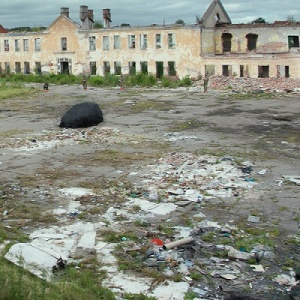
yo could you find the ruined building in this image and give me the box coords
[0,0,300,79]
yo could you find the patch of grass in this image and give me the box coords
[168,119,205,132]
[0,253,115,300]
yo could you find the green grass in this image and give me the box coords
[0,253,116,300]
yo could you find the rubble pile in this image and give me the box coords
[7,127,146,151]
[195,76,300,93]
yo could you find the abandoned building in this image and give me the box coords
[0,0,300,79]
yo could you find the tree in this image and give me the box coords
[251,17,267,24]
[286,15,296,23]
[175,19,185,25]
[93,20,103,29]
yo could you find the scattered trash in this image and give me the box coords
[163,236,195,250]
[257,169,268,175]
[225,246,253,261]
[282,175,300,185]
[250,264,265,273]
[220,273,237,280]
[247,215,260,223]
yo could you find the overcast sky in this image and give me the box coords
[1,0,300,29]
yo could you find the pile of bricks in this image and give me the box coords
[198,76,300,92]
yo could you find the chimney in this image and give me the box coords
[88,9,94,22]
[60,7,69,18]
[80,5,88,21]
[103,9,111,28]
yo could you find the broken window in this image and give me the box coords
[128,35,136,49]
[114,35,121,49]
[222,65,231,77]
[103,36,109,51]
[222,33,232,52]
[5,62,10,74]
[114,61,121,75]
[103,61,110,75]
[129,61,136,75]
[4,40,9,51]
[140,34,147,50]
[156,34,162,48]
[24,62,30,74]
[140,61,148,74]
[90,61,96,75]
[288,35,299,48]
[285,66,290,78]
[15,62,21,73]
[277,65,290,78]
[168,61,176,76]
[15,39,20,51]
[168,33,176,49]
[35,38,41,51]
[156,61,164,78]
[23,39,29,51]
[61,37,67,51]
[258,65,269,78]
[89,36,96,51]
[246,34,258,51]
[35,62,41,74]
[239,65,244,77]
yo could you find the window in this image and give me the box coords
[114,35,121,49]
[23,39,29,51]
[277,65,290,78]
[103,61,110,75]
[34,38,41,51]
[24,62,30,74]
[222,33,232,52]
[168,33,175,49]
[90,61,96,75]
[15,62,21,73]
[128,35,136,49]
[288,35,299,48]
[240,65,244,77]
[4,40,9,51]
[156,34,162,48]
[205,65,215,76]
[35,62,41,74]
[103,36,110,50]
[61,37,67,51]
[140,61,148,74]
[15,39,20,51]
[89,36,96,51]
[156,61,164,78]
[129,61,136,75]
[114,61,121,75]
[168,61,176,76]
[246,34,258,51]
[140,34,147,50]
[258,65,269,78]
[5,62,10,74]
[222,65,230,77]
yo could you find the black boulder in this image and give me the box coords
[59,102,103,128]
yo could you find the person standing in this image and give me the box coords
[203,74,209,92]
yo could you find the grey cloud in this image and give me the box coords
[1,0,300,28]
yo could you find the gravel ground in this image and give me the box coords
[1,83,299,299]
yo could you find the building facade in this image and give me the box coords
[0,0,300,79]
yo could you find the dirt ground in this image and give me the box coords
[1,83,300,299]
